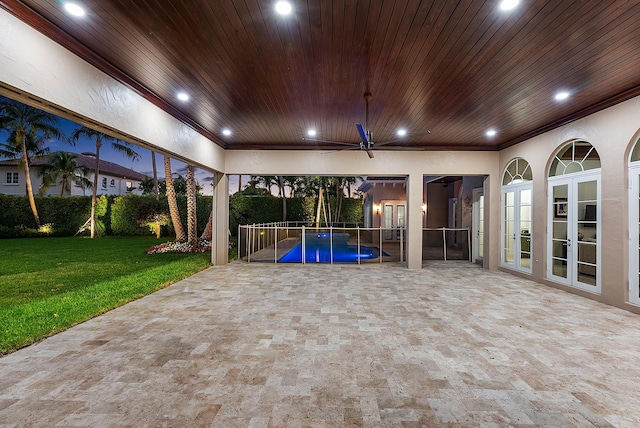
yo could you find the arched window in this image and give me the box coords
[502,158,533,185]
[547,140,601,293]
[549,140,600,177]
[501,158,533,273]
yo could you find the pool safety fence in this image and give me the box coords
[238,223,405,264]
[422,227,471,261]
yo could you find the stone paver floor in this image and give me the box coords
[1,262,640,427]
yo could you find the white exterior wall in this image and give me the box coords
[0,166,142,196]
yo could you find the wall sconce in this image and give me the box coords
[421,203,427,215]
[373,204,381,215]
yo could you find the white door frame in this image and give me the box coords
[472,189,484,263]
[501,183,533,274]
[547,171,601,293]
[629,164,640,305]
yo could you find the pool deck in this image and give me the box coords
[2,262,640,426]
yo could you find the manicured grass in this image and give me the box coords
[0,237,212,355]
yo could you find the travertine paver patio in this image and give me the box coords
[1,262,640,427]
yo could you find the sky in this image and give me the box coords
[0,102,246,196]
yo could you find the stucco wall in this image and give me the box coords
[0,9,224,173]
[499,96,640,313]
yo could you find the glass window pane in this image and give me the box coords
[578,242,596,265]
[578,181,597,202]
[552,221,567,240]
[631,140,640,162]
[506,192,515,206]
[552,240,567,259]
[578,267,597,286]
[552,258,568,278]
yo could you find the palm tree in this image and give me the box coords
[38,151,92,196]
[72,126,139,238]
[164,155,186,242]
[151,150,159,200]
[0,98,64,227]
[186,164,197,244]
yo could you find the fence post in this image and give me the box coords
[330,225,333,264]
[301,225,306,264]
[442,227,447,261]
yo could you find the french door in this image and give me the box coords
[382,201,405,241]
[472,189,484,263]
[501,185,532,273]
[548,173,600,293]
[629,165,640,305]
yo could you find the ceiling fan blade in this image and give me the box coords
[366,149,375,159]
[355,123,368,143]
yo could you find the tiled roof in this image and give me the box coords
[0,152,147,181]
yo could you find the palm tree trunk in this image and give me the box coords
[315,187,323,230]
[151,151,159,200]
[278,176,287,222]
[20,131,40,227]
[164,155,186,241]
[186,165,197,244]
[201,209,213,240]
[90,139,101,238]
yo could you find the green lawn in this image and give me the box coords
[0,236,212,355]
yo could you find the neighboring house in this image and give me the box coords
[0,152,146,196]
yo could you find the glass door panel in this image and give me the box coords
[519,188,532,270]
[397,205,405,241]
[384,204,393,240]
[575,180,598,288]
[502,191,515,267]
[629,167,640,305]
[551,184,569,281]
[473,191,485,263]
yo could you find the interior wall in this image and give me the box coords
[500,95,640,313]
[425,183,449,247]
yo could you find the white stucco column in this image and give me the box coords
[406,172,423,269]
[211,172,229,265]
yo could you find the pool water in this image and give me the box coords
[278,232,386,263]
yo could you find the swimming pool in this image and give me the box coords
[278,232,385,263]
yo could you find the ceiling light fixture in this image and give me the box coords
[486,129,497,137]
[275,1,293,15]
[397,129,407,137]
[63,2,86,17]
[177,92,190,102]
[499,0,520,11]
[555,91,570,101]
[222,129,232,136]
[307,129,317,137]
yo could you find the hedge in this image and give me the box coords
[0,194,363,238]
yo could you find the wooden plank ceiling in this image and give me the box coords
[2,0,640,152]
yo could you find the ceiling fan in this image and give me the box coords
[304,92,430,158]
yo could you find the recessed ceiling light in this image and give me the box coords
[64,2,86,17]
[499,0,520,11]
[486,129,497,137]
[222,129,232,136]
[397,129,407,137]
[177,92,190,102]
[555,91,570,101]
[307,129,317,137]
[275,1,293,15]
